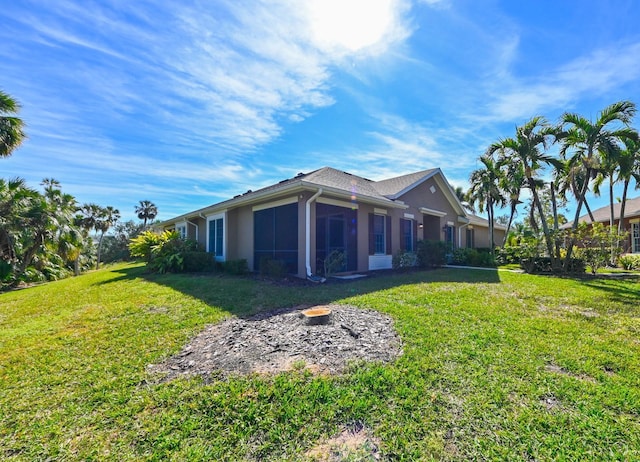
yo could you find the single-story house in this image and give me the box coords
[158,167,506,278]
[563,196,640,254]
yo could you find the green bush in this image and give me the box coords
[618,254,640,270]
[416,240,447,268]
[323,250,346,276]
[222,259,249,275]
[259,257,288,279]
[393,251,418,269]
[182,251,216,272]
[520,257,585,274]
[452,248,496,267]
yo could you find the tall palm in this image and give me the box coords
[555,160,596,223]
[135,200,158,229]
[0,178,36,262]
[617,136,640,239]
[96,206,120,269]
[453,186,473,212]
[0,90,26,158]
[486,116,560,265]
[468,155,504,252]
[497,158,525,246]
[560,101,637,258]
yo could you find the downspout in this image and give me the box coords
[186,220,198,242]
[305,188,323,277]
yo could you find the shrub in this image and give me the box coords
[393,251,418,269]
[451,248,496,267]
[323,250,346,277]
[520,257,585,274]
[618,254,640,270]
[416,240,447,268]
[259,257,288,279]
[222,259,249,275]
[182,251,216,272]
[129,230,164,262]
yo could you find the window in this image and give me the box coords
[466,228,475,248]
[373,215,386,254]
[208,215,224,259]
[176,224,187,240]
[369,213,390,255]
[400,218,414,252]
[254,203,298,273]
[632,222,640,253]
[444,225,455,251]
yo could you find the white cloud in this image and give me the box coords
[485,42,640,121]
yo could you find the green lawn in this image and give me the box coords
[1,263,638,460]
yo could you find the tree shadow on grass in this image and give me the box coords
[98,264,501,319]
[579,277,640,309]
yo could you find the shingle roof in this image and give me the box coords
[564,196,640,226]
[159,166,460,225]
[468,214,507,230]
[372,169,438,197]
[302,167,390,202]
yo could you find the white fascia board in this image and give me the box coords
[419,207,447,217]
[302,181,407,209]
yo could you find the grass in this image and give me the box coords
[1,262,639,460]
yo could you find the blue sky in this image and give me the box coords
[3,0,640,222]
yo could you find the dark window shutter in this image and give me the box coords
[413,220,418,250]
[368,213,374,255]
[399,219,406,251]
[386,215,391,255]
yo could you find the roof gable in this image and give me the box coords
[372,168,438,198]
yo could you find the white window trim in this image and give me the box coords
[631,222,640,254]
[175,221,187,240]
[206,212,226,261]
[373,214,386,255]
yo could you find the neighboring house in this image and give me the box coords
[158,167,506,278]
[562,196,640,254]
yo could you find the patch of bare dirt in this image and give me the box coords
[147,304,403,381]
[304,421,382,461]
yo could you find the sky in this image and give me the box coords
[3,0,640,223]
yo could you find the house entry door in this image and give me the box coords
[315,204,357,274]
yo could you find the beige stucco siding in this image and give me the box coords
[397,177,460,245]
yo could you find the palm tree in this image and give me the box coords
[96,206,120,269]
[467,155,504,252]
[555,160,596,223]
[0,178,36,263]
[497,158,525,246]
[617,135,640,239]
[560,101,637,265]
[486,116,560,265]
[135,200,158,229]
[0,90,26,158]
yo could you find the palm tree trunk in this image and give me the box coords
[550,182,562,260]
[96,232,104,270]
[564,164,593,269]
[583,199,596,223]
[530,178,557,267]
[609,176,617,265]
[619,179,630,252]
[502,201,517,246]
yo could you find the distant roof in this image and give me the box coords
[468,214,507,230]
[563,196,640,227]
